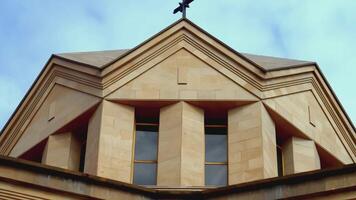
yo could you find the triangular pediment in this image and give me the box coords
[9,84,100,157]
[100,19,266,98]
[263,91,353,164]
[107,48,258,101]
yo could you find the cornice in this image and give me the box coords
[0,155,355,199]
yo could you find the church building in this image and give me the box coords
[0,18,355,199]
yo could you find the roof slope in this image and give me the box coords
[57,49,128,68]
[56,49,314,71]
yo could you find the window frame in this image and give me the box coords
[132,121,159,185]
[204,123,228,186]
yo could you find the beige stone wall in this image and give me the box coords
[157,102,204,186]
[283,137,321,175]
[157,102,182,186]
[108,49,258,101]
[180,102,205,186]
[85,100,135,183]
[263,91,352,164]
[42,132,81,170]
[228,102,278,184]
[10,85,100,158]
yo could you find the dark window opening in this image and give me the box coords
[79,141,86,172]
[277,145,284,176]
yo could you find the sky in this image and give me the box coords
[0,0,355,131]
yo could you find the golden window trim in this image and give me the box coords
[134,160,157,164]
[136,122,159,126]
[205,161,227,165]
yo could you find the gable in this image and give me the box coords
[0,18,354,166]
[263,91,352,164]
[10,84,100,157]
[107,49,258,101]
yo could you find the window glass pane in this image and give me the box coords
[205,165,227,186]
[134,128,158,161]
[133,163,157,185]
[205,132,227,162]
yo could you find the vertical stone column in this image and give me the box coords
[84,100,135,183]
[282,137,320,175]
[42,132,81,170]
[228,102,278,184]
[157,102,204,186]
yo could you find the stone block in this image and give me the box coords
[282,137,321,175]
[84,100,135,183]
[42,132,81,171]
[228,102,278,184]
[157,102,204,186]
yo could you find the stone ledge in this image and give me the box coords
[0,155,355,199]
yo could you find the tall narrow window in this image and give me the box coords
[133,108,159,185]
[205,116,228,186]
[277,145,284,176]
[79,141,86,172]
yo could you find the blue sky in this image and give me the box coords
[0,0,355,130]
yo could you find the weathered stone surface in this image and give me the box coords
[85,100,135,183]
[283,137,321,175]
[228,102,278,184]
[157,102,204,186]
[42,132,81,170]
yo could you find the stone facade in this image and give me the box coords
[0,19,355,199]
[228,102,278,184]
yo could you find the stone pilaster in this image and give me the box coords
[282,137,321,175]
[157,102,205,186]
[42,132,81,170]
[228,102,278,184]
[84,100,135,183]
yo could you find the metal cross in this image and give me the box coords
[173,0,194,18]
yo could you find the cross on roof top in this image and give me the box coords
[173,0,194,18]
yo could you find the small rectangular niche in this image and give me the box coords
[308,106,316,127]
[177,66,188,85]
[48,101,56,121]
